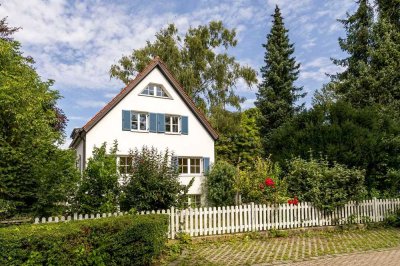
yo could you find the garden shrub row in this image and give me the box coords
[0,214,169,265]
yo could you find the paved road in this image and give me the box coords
[275,248,400,266]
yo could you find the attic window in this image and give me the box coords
[140,83,169,98]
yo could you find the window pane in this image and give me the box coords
[190,158,200,174]
[156,87,163,96]
[142,87,150,95]
[172,116,179,132]
[165,116,171,132]
[179,158,188,174]
[131,113,138,130]
[139,114,147,130]
[149,86,154,95]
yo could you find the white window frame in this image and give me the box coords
[165,114,180,134]
[178,157,202,175]
[140,83,170,99]
[131,111,149,132]
[118,156,132,175]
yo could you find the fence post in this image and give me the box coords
[170,206,175,239]
[251,202,255,232]
[373,197,378,222]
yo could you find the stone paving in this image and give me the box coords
[275,248,400,266]
[173,228,400,265]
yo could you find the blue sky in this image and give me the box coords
[0,0,356,147]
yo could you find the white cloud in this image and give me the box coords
[241,98,256,110]
[76,100,106,108]
[300,57,344,82]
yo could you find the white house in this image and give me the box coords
[70,57,218,206]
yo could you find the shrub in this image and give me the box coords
[286,156,367,211]
[206,161,237,206]
[73,142,120,213]
[384,209,400,227]
[0,214,168,265]
[120,147,192,211]
[242,157,288,204]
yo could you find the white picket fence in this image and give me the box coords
[35,198,400,239]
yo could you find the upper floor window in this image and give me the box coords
[165,115,180,133]
[131,112,148,131]
[140,83,169,98]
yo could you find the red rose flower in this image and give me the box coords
[265,177,275,187]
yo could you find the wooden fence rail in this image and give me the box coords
[35,198,400,239]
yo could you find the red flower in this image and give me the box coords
[288,196,299,205]
[265,177,275,187]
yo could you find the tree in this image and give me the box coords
[0,16,20,41]
[268,101,400,196]
[255,5,305,154]
[215,108,263,169]
[110,21,257,116]
[120,147,192,211]
[74,142,120,213]
[376,0,400,30]
[0,21,79,217]
[327,0,374,107]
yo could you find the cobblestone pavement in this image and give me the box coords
[174,228,400,265]
[274,248,400,266]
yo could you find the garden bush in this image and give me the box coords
[287,156,367,211]
[0,214,168,265]
[206,160,237,206]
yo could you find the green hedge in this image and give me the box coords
[0,214,168,265]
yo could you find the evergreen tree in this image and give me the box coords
[328,0,374,107]
[368,1,400,108]
[255,5,304,154]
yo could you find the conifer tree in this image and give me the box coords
[255,5,304,152]
[328,0,374,107]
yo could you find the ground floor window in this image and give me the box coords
[187,194,202,208]
[118,156,132,175]
[178,157,201,174]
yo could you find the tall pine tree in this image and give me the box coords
[255,5,304,154]
[328,0,374,107]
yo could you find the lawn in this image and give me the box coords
[165,227,400,265]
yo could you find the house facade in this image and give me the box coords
[70,57,218,206]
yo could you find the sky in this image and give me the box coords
[0,0,357,147]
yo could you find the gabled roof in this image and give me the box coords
[70,57,218,147]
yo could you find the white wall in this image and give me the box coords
[83,67,215,194]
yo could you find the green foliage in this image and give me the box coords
[216,108,263,169]
[255,5,305,151]
[0,32,79,218]
[206,161,237,206]
[286,156,367,211]
[0,214,169,266]
[269,101,400,196]
[110,21,257,114]
[120,147,192,211]
[384,209,400,227]
[242,157,288,204]
[74,142,120,213]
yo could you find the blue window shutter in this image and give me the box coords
[149,113,157,132]
[203,157,210,174]
[181,116,188,135]
[157,113,165,133]
[122,110,131,131]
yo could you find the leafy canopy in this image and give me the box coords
[110,21,257,116]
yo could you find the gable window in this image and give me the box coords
[140,83,169,98]
[178,157,201,174]
[165,115,180,133]
[118,156,132,175]
[131,112,148,131]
